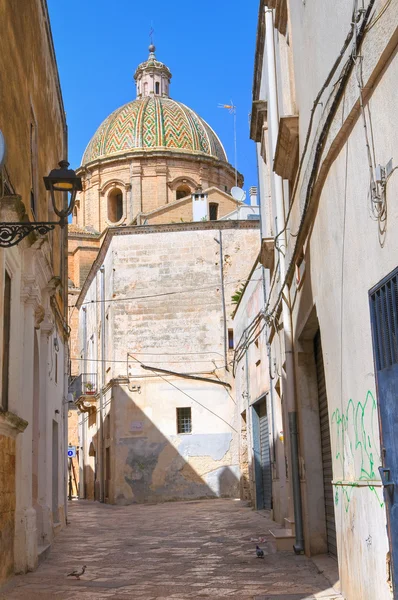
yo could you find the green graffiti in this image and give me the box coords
[331,391,383,511]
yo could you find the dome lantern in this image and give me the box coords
[134,45,172,99]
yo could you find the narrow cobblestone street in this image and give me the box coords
[0,500,341,600]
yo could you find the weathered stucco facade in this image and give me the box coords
[0,0,69,586]
[73,222,259,503]
[247,1,398,598]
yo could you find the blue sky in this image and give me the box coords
[47,0,259,196]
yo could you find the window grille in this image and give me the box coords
[369,267,398,371]
[177,407,192,434]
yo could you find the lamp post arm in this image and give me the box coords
[0,221,60,248]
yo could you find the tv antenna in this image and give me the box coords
[218,101,238,187]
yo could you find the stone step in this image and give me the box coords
[53,521,62,536]
[37,543,51,565]
[284,517,296,535]
[269,528,295,552]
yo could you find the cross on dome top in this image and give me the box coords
[134,45,172,99]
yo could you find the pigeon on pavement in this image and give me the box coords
[67,565,87,579]
[256,545,264,558]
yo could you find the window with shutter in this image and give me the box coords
[369,268,398,371]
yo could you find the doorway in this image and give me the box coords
[314,330,337,557]
[369,267,398,595]
[52,420,59,523]
[252,398,272,510]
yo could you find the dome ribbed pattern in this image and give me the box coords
[82,97,227,165]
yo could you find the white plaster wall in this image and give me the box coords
[298,70,398,594]
[253,2,398,597]
[269,3,397,597]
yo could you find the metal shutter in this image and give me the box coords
[259,401,272,510]
[370,270,398,371]
[314,330,337,558]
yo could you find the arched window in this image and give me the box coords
[176,185,191,200]
[209,202,219,221]
[73,206,78,222]
[155,82,160,95]
[108,188,123,223]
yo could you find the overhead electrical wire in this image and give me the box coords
[264,1,374,322]
[69,277,263,309]
[128,354,238,432]
[233,0,377,369]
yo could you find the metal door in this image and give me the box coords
[259,401,272,509]
[314,330,337,558]
[252,405,264,509]
[369,267,398,596]
[252,399,272,510]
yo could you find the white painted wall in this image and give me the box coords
[253,2,398,597]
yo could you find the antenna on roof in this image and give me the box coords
[218,101,238,187]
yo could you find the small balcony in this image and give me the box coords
[68,373,98,401]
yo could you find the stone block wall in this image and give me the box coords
[75,154,239,234]
[78,222,260,504]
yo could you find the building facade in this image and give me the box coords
[72,221,259,503]
[68,47,260,504]
[244,1,398,598]
[0,0,69,585]
[68,45,246,379]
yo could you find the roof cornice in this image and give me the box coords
[77,148,235,176]
[40,0,66,128]
[252,0,266,102]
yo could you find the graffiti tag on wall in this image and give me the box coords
[331,391,383,511]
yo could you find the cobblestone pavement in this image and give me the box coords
[0,499,341,600]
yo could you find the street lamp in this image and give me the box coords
[0,160,82,248]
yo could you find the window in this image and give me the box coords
[155,81,160,94]
[177,407,192,434]
[2,271,11,411]
[209,202,219,221]
[228,329,234,349]
[176,185,190,200]
[369,267,398,370]
[108,188,123,223]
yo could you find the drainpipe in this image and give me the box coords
[63,342,69,523]
[216,231,229,371]
[265,8,304,554]
[78,411,85,499]
[261,267,277,466]
[244,332,254,504]
[255,118,277,470]
[99,265,106,503]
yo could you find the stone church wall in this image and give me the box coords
[79,222,260,503]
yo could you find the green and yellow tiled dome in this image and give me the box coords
[82,96,227,165]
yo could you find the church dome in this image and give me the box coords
[82,97,228,165]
